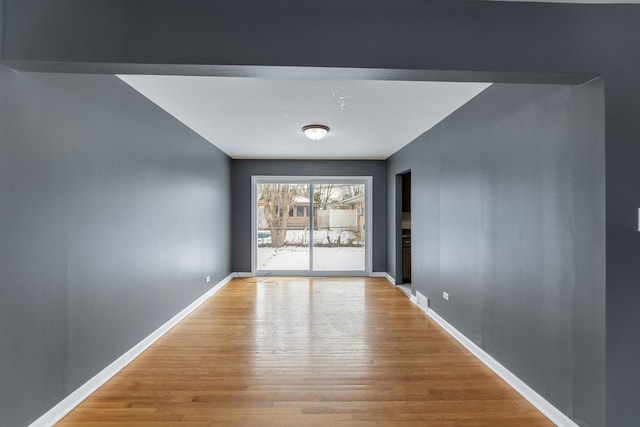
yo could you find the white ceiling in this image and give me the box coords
[118,75,490,160]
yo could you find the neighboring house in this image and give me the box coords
[257,195,310,230]
[257,193,365,244]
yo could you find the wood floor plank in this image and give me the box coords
[56,277,553,426]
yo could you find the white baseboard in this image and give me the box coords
[235,272,252,278]
[411,300,577,427]
[32,273,573,427]
[370,272,396,285]
[29,273,235,427]
[415,291,428,308]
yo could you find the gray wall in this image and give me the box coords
[387,82,605,426]
[231,160,386,273]
[0,66,232,426]
[4,1,640,425]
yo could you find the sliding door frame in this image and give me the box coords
[251,176,372,276]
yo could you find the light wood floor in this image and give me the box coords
[57,277,553,426]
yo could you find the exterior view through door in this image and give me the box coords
[253,177,371,275]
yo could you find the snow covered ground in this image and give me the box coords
[257,229,363,246]
[257,246,365,271]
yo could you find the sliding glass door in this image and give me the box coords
[253,177,371,275]
[312,183,366,271]
[256,182,311,271]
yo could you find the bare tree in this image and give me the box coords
[258,184,305,248]
[313,184,334,209]
[337,184,364,201]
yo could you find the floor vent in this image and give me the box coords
[416,291,429,309]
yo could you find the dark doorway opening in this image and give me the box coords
[396,171,412,294]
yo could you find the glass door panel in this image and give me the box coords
[256,183,310,271]
[312,183,366,271]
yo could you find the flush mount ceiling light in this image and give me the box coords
[302,124,330,141]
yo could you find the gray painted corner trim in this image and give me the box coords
[28,274,236,427]
[410,299,579,427]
